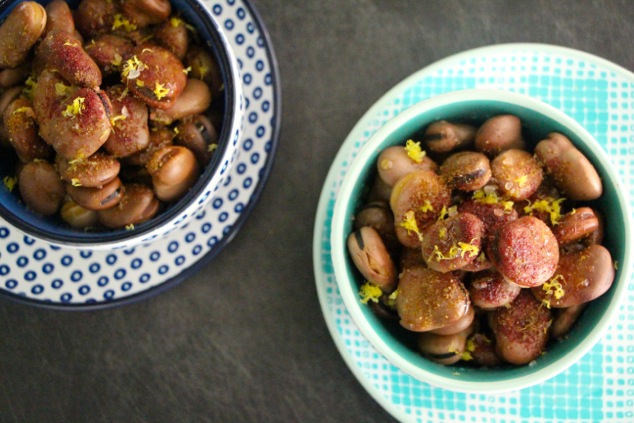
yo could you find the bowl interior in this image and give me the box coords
[0,0,239,247]
[332,90,632,391]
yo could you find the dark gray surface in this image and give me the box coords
[1,1,633,422]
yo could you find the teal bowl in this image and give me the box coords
[330,89,633,393]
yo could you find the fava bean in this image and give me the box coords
[353,201,398,253]
[468,269,521,310]
[0,62,30,89]
[174,114,218,166]
[60,199,99,228]
[551,304,586,340]
[74,0,118,38]
[475,114,526,156]
[422,120,476,154]
[67,176,124,210]
[44,0,76,36]
[0,1,47,68]
[552,207,600,246]
[18,160,65,215]
[84,34,134,76]
[439,151,491,191]
[145,145,199,202]
[56,151,120,188]
[121,0,171,27]
[418,327,472,365]
[154,16,190,60]
[103,84,150,157]
[464,332,503,367]
[347,226,397,292]
[150,79,212,125]
[490,149,543,200]
[429,306,475,336]
[376,145,438,187]
[3,97,53,163]
[97,183,159,228]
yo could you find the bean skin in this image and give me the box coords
[550,304,586,340]
[66,176,124,211]
[123,126,174,167]
[154,16,190,60]
[18,160,65,216]
[97,183,160,228]
[84,34,134,76]
[429,306,475,336]
[552,207,600,246]
[467,269,521,310]
[74,0,118,38]
[353,200,398,253]
[347,226,397,292]
[145,145,199,202]
[44,0,76,36]
[3,97,53,163]
[475,115,526,157]
[418,327,473,365]
[103,85,150,157]
[149,79,212,125]
[490,149,543,201]
[440,151,491,192]
[174,114,219,167]
[56,151,120,188]
[0,1,47,68]
[376,145,438,187]
[422,120,476,154]
[121,0,172,27]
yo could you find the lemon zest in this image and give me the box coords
[122,55,145,80]
[183,66,192,75]
[170,16,183,27]
[55,82,72,97]
[63,41,78,47]
[71,178,82,187]
[404,139,426,163]
[110,114,127,127]
[515,174,528,187]
[198,64,209,80]
[473,187,515,213]
[541,274,566,308]
[136,79,145,87]
[153,82,170,100]
[614,260,619,270]
[3,176,17,191]
[419,199,433,213]
[23,75,37,99]
[400,210,422,240]
[125,223,135,231]
[438,227,447,239]
[359,282,382,304]
[207,143,218,152]
[111,53,123,67]
[429,239,479,262]
[12,107,35,118]
[62,97,86,118]
[524,197,566,225]
[112,14,137,32]
[117,86,129,101]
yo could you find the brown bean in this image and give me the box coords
[0,86,23,146]
[475,115,526,156]
[17,160,65,215]
[0,62,30,89]
[488,216,559,288]
[103,84,150,157]
[430,306,475,336]
[185,44,223,101]
[550,304,586,340]
[75,0,119,38]
[149,79,212,125]
[123,45,187,109]
[395,265,470,332]
[464,332,503,367]
[3,97,53,163]
[376,145,438,187]
[60,199,99,229]
[145,145,199,202]
[421,212,485,273]
[0,2,47,68]
[353,200,398,253]
[123,126,174,167]
[367,175,392,203]
[535,132,602,201]
[490,149,543,200]
[84,34,134,76]
[36,30,103,89]
[121,0,172,27]
[468,269,521,309]
[552,207,600,246]
[154,16,189,60]
[97,183,160,228]
[531,244,614,308]
[422,120,476,154]
[491,290,552,365]
[390,169,452,248]
[347,226,397,293]
[174,115,219,167]
[56,151,120,188]
[440,151,491,191]
[44,0,76,36]
[418,327,472,365]
[67,176,125,211]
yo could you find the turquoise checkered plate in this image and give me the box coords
[313,44,634,423]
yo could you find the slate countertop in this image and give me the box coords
[1,1,633,422]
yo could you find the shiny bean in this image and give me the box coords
[430,306,475,336]
[421,212,485,273]
[475,114,526,156]
[552,207,600,246]
[464,332,503,367]
[0,62,30,89]
[396,265,470,332]
[488,216,559,288]
[84,34,134,76]
[36,30,103,89]
[149,79,212,125]
[121,0,172,27]
[390,169,452,248]
[174,114,218,166]
[185,44,223,100]
[154,16,190,60]
[145,145,199,202]
[440,151,491,191]
[422,120,476,154]
[467,269,521,310]
[123,126,174,166]
[123,45,187,109]
[367,175,392,203]
[490,149,543,201]
[376,145,438,187]
[353,200,398,252]
[60,198,99,229]
[18,160,65,216]
[97,183,160,228]
[74,0,118,38]
[535,132,602,201]
[103,84,150,157]
[550,304,586,340]
[531,244,614,308]
[67,176,124,211]
[347,226,397,293]
[44,0,76,36]
[56,151,120,188]
[490,290,552,365]
[0,87,24,144]
[3,97,53,163]
[0,1,47,68]
[418,327,472,365]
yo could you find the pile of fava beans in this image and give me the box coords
[348,115,616,367]
[0,0,224,229]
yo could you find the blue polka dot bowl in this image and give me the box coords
[330,89,633,393]
[0,0,243,250]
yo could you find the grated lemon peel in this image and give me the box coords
[404,139,426,163]
[62,97,86,118]
[359,282,382,304]
[524,197,566,225]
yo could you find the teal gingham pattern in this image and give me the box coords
[314,44,634,423]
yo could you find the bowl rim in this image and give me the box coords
[0,0,243,250]
[330,88,634,393]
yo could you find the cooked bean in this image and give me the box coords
[74,0,118,38]
[67,176,124,211]
[0,87,24,146]
[367,175,392,203]
[36,30,103,89]
[396,265,470,332]
[531,244,614,308]
[56,151,120,188]
[422,120,476,154]
[18,160,65,215]
[465,332,503,367]
[103,84,150,157]
[347,226,397,292]
[468,269,521,309]
[440,151,491,191]
[583,209,604,246]
[418,327,472,365]
[491,290,552,365]
[551,304,586,340]
[123,126,174,166]
[84,34,134,76]
[353,200,398,252]
[475,114,526,156]
[0,1,47,68]
[488,216,559,288]
[154,16,189,60]
[0,62,30,89]
[390,169,452,248]
[535,132,602,201]
[185,44,223,100]
[552,207,600,246]
[97,183,160,228]
[149,79,212,125]
[3,97,53,163]
[430,306,475,336]
[121,0,171,27]
[145,145,199,202]
[376,145,438,187]
[60,199,99,229]
[421,212,485,273]
[490,149,543,200]
[44,0,76,36]
[123,45,187,109]
[174,114,219,166]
